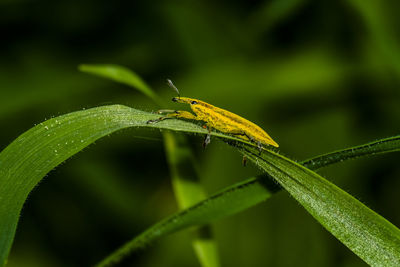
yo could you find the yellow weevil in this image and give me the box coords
[147,80,279,151]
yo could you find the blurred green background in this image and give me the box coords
[1,0,400,266]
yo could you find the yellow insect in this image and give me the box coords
[147,80,279,150]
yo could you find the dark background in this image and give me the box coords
[1,0,400,266]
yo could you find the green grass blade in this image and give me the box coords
[241,145,400,266]
[0,105,148,266]
[95,176,280,267]
[302,135,400,169]
[80,64,221,267]
[163,132,207,207]
[0,105,237,267]
[78,64,164,106]
[97,134,400,266]
[163,132,220,267]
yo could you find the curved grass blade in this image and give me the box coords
[96,134,400,266]
[95,176,280,267]
[79,64,164,106]
[0,105,240,267]
[80,64,221,267]
[302,135,400,169]
[0,105,150,266]
[241,145,400,266]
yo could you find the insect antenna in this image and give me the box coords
[167,79,180,98]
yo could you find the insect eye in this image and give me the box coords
[191,101,198,105]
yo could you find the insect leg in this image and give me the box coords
[157,109,177,114]
[146,110,197,124]
[257,141,263,154]
[202,125,212,149]
[230,131,254,142]
[230,131,263,153]
[242,156,247,167]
